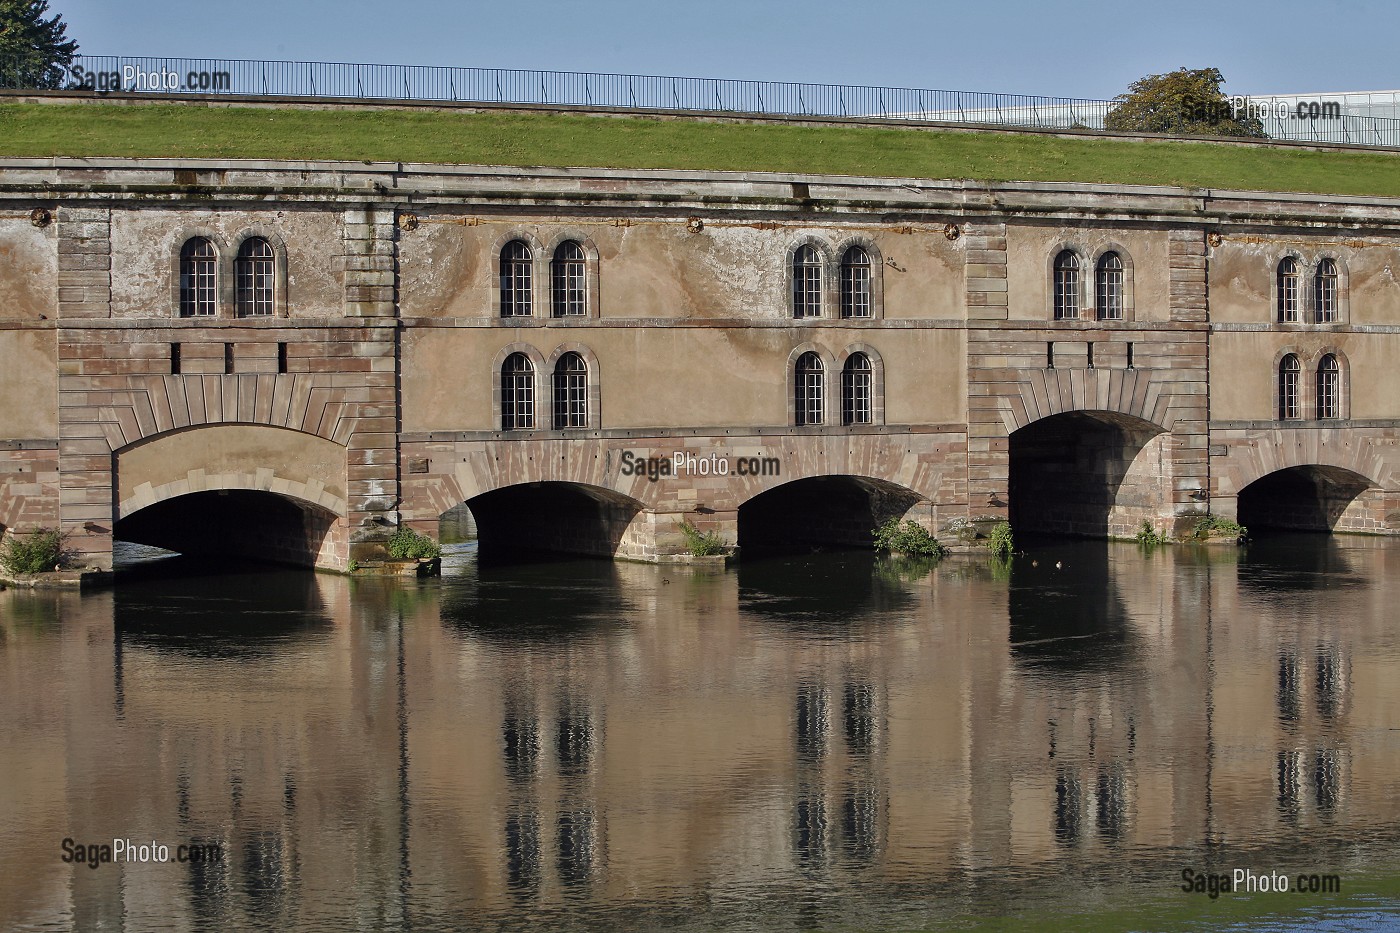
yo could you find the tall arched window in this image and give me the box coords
[234,237,275,317]
[179,237,217,317]
[1053,250,1079,320]
[1314,259,1338,323]
[840,246,871,319]
[793,245,823,319]
[841,353,872,425]
[1095,252,1124,321]
[552,352,588,429]
[1277,257,1300,323]
[500,241,533,317]
[1316,354,1340,419]
[1278,354,1300,420]
[795,352,824,425]
[501,353,535,430]
[551,241,586,317]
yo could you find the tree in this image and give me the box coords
[1104,68,1266,139]
[0,0,79,89]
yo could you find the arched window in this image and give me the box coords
[1278,354,1300,420]
[179,237,217,317]
[792,245,822,319]
[234,237,275,317]
[841,353,872,425]
[1053,250,1079,321]
[1314,259,1338,324]
[500,241,533,317]
[551,241,586,317]
[840,246,871,319]
[1095,252,1124,321]
[552,352,588,429]
[1277,257,1300,323]
[794,352,824,425]
[1316,354,1340,419]
[501,353,535,430]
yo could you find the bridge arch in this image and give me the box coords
[1237,465,1377,534]
[736,473,928,554]
[113,424,348,568]
[456,481,648,562]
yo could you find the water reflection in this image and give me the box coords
[3,537,1400,931]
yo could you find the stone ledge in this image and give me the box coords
[0,567,113,589]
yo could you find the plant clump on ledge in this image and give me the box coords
[984,521,1014,560]
[676,520,728,557]
[0,527,70,575]
[1135,520,1168,547]
[385,526,442,561]
[873,518,946,559]
[1194,515,1248,543]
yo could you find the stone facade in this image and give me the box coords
[4,156,1400,568]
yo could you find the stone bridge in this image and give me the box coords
[4,155,1400,570]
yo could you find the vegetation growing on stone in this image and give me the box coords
[0,527,68,574]
[985,521,1015,560]
[1135,520,1169,547]
[1194,515,1247,540]
[385,526,442,561]
[873,518,945,559]
[676,520,727,557]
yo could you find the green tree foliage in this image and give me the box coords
[0,1,78,89]
[1104,68,1266,139]
[872,518,945,559]
[0,527,68,574]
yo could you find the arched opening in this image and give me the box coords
[1237,465,1374,534]
[462,482,643,563]
[115,490,341,569]
[1008,411,1168,539]
[737,475,923,556]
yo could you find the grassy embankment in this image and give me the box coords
[0,101,1398,196]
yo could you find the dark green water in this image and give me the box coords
[3,537,1399,932]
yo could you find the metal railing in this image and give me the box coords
[3,54,1400,147]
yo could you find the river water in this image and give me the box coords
[3,536,1399,932]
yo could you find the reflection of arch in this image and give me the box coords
[1237,465,1375,533]
[1009,410,1169,537]
[737,474,926,553]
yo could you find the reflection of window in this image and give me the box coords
[1278,354,1300,420]
[1277,651,1301,723]
[1054,770,1082,846]
[1315,647,1343,719]
[501,353,535,431]
[557,809,597,887]
[552,352,588,429]
[842,783,880,863]
[795,352,824,426]
[1312,749,1341,813]
[180,237,217,317]
[840,246,871,318]
[1277,749,1302,820]
[500,240,533,317]
[795,685,828,761]
[843,682,875,754]
[502,710,540,782]
[556,707,594,776]
[1277,257,1300,323]
[551,240,586,317]
[1095,251,1123,320]
[794,795,829,866]
[234,237,275,316]
[1095,768,1126,842]
[505,809,541,893]
[1316,354,1339,419]
[1053,250,1079,320]
[841,353,872,426]
[793,245,822,318]
[1314,259,1337,323]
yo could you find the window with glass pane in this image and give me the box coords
[552,241,586,317]
[180,237,217,317]
[840,247,871,318]
[1278,354,1300,420]
[1095,252,1123,320]
[793,245,822,318]
[500,241,533,317]
[1277,257,1300,323]
[235,237,275,316]
[842,353,873,424]
[1053,250,1079,320]
[1316,354,1339,419]
[795,352,824,425]
[501,353,535,430]
[1314,259,1337,323]
[552,352,588,429]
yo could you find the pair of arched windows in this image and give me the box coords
[792,244,875,319]
[178,236,277,318]
[1277,257,1339,323]
[1053,249,1126,321]
[500,240,589,317]
[1278,353,1342,420]
[501,351,590,430]
[794,351,875,426]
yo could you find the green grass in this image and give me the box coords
[2,101,1400,196]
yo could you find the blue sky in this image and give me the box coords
[53,0,1398,100]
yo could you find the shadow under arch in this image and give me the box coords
[1009,410,1168,540]
[1007,541,1137,675]
[1237,464,1375,535]
[737,474,925,557]
[461,481,644,564]
[115,490,341,569]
